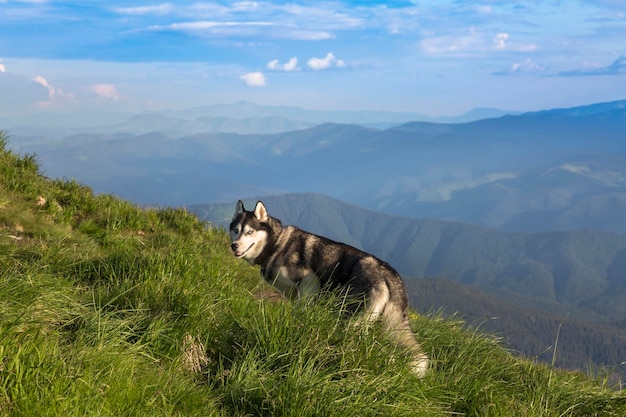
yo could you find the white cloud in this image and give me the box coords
[494,33,508,50]
[241,71,266,86]
[267,59,280,70]
[267,57,300,71]
[283,57,299,71]
[0,61,5,73]
[307,52,346,70]
[33,75,49,88]
[89,84,119,100]
[308,53,334,70]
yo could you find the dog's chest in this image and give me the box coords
[263,266,320,299]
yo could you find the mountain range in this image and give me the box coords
[8,99,626,235]
[2,100,517,136]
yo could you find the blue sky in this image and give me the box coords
[1,0,625,118]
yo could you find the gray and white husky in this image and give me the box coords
[229,200,429,377]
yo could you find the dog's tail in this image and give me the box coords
[365,278,430,378]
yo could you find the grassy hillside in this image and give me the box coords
[1,131,625,416]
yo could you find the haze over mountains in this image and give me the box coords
[8,99,626,235]
[2,100,517,137]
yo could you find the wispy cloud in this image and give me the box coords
[557,56,626,76]
[113,3,174,16]
[146,20,333,41]
[115,2,350,41]
[422,28,537,55]
[33,75,75,107]
[148,21,272,37]
[493,58,546,76]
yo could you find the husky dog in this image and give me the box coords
[229,200,429,377]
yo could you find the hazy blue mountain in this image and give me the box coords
[6,99,626,234]
[190,193,626,326]
[161,100,435,125]
[106,114,315,136]
[406,278,626,379]
[4,113,316,138]
[4,100,521,138]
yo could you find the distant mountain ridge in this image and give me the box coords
[161,100,520,125]
[3,100,520,138]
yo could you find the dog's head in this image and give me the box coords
[229,200,271,264]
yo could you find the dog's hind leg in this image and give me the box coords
[359,281,390,324]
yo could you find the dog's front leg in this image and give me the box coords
[296,272,321,299]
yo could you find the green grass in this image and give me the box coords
[1,130,625,416]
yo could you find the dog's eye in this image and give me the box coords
[246,230,254,235]
[233,228,239,234]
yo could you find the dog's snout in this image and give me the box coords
[231,242,239,251]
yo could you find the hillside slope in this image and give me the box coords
[1,131,625,416]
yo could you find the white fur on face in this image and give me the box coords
[230,223,267,263]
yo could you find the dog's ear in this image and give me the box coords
[233,200,245,220]
[253,201,269,223]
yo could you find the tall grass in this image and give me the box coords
[1,130,625,416]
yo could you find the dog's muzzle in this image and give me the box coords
[231,242,253,257]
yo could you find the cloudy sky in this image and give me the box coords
[1,0,625,118]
